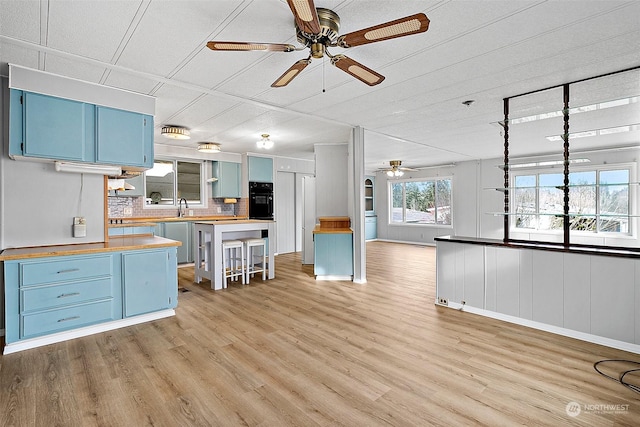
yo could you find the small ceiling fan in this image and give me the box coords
[206,0,430,87]
[381,160,417,177]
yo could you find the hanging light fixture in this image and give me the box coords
[161,125,190,140]
[256,133,274,149]
[197,142,221,153]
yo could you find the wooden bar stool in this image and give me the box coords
[241,238,267,283]
[222,239,245,287]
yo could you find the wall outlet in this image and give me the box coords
[123,207,133,216]
[217,207,222,213]
[73,217,86,238]
[189,210,194,216]
[438,297,448,306]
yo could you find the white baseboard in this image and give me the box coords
[435,300,640,355]
[3,309,175,355]
[375,238,436,247]
[315,275,353,281]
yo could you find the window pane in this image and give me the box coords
[599,169,629,232]
[537,173,564,230]
[177,161,202,205]
[514,175,537,229]
[436,180,451,225]
[146,160,175,205]
[405,181,434,224]
[391,183,403,223]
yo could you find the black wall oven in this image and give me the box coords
[249,182,274,220]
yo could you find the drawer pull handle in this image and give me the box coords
[57,316,80,323]
[57,268,80,274]
[57,292,80,298]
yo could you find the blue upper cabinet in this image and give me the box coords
[11,91,94,162]
[9,89,153,170]
[212,161,241,198]
[96,106,152,168]
[248,156,273,183]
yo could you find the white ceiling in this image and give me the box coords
[1,0,639,173]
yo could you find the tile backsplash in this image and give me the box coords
[108,196,247,219]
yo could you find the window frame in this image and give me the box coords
[143,158,206,209]
[388,176,453,227]
[511,162,635,236]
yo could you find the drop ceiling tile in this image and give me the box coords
[42,55,106,84]
[46,0,142,62]
[103,70,161,96]
[0,0,41,43]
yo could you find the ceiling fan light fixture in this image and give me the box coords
[256,134,274,149]
[161,125,190,140]
[197,142,221,153]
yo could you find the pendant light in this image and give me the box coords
[256,133,274,149]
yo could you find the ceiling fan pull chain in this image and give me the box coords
[322,56,326,93]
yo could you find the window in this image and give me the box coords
[390,178,452,225]
[513,167,630,234]
[145,160,203,206]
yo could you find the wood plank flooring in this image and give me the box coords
[1,241,639,426]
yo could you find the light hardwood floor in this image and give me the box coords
[1,241,639,426]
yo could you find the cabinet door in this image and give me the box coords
[22,92,92,161]
[96,106,150,167]
[365,216,377,240]
[248,156,274,183]
[314,233,353,276]
[212,161,241,198]
[122,250,173,317]
[163,222,190,264]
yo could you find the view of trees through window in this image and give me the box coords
[390,179,452,225]
[513,168,629,233]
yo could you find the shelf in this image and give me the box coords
[485,182,634,192]
[487,212,633,218]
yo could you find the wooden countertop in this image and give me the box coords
[108,216,248,223]
[313,225,353,234]
[195,219,274,225]
[108,222,157,228]
[0,236,181,261]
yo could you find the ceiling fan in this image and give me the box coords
[206,0,430,87]
[381,160,417,177]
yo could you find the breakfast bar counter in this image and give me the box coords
[194,220,276,290]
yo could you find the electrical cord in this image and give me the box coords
[593,359,640,394]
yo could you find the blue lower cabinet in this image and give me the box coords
[314,233,353,277]
[365,216,377,240]
[122,248,178,317]
[3,246,178,345]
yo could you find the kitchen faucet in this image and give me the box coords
[178,198,189,217]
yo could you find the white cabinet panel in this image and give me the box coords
[519,249,533,320]
[435,241,456,302]
[454,247,465,303]
[591,256,634,343]
[496,247,520,317]
[636,261,640,345]
[485,247,497,311]
[532,251,564,327]
[463,245,484,308]
[563,253,591,334]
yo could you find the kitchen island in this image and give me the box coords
[194,220,275,290]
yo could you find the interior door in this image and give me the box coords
[276,171,295,254]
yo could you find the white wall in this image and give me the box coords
[0,78,105,249]
[315,144,348,217]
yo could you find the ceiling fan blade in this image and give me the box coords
[271,59,311,88]
[286,0,321,35]
[337,13,430,48]
[331,55,385,86]
[206,41,296,52]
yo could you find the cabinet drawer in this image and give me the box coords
[21,255,112,287]
[21,278,113,312]
[21,300,114,338]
